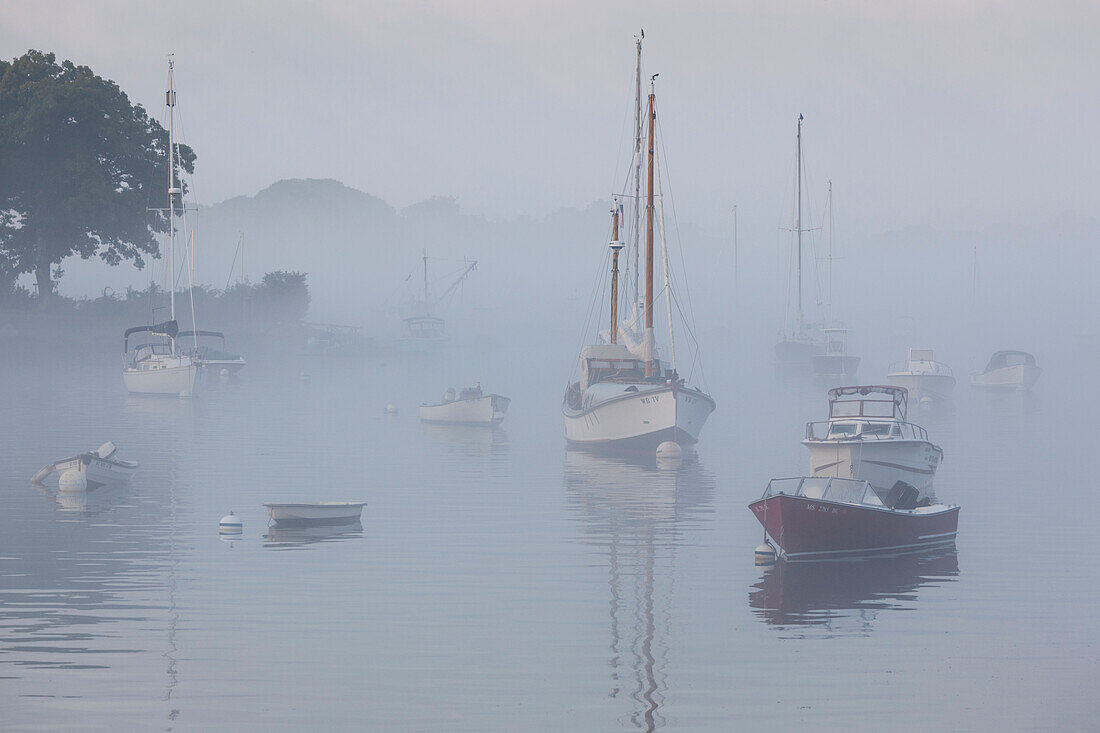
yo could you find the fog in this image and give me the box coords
[3,3,1099,730]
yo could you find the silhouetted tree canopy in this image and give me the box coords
[0,50,194,301]
[257,270,310,322]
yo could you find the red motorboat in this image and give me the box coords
[749,476,959,561]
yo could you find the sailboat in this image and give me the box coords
[562,69,715,451]
[775,114,821,370]
[122,59,200,397]
[811,181,861,378]
[393,250,477,353]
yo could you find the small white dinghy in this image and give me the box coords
[971,350,1042,391]
[264,502,366,527]
[31,442,139,488]
[419,384,510,425]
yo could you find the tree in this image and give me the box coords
[257,271,310,322]
[0,50,194,301]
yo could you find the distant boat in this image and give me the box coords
[419,384,510,425]
[775,115,822,369]
[812,327,861,378]
[32,442,138,488]
[179,330,246,374]
[971,350,1042,390]
[264,502,366,526]
[749,476,960,561]
[562,68,715,451]
[887,348,956,403]
[122,59,200,397]
[803,385,943,501]
[393,250,476,354]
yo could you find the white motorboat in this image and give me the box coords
[419,384,510,425]
[122,60,201,397]
[264,502,366,526]
[803,385,943,500]
[812,327,861,377]
[32,442,138,488]
[887,348,956,402]
[180,330,246,374]
[971,350,1042,390]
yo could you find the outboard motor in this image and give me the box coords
[883,480,920,510]
[96,442,118,460]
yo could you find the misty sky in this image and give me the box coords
[5,1,1096,239]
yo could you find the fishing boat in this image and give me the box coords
[971,350,1042,390]
[562,67,715,451]
[749,476,960,561]
[31,442,139,488]
[393,250,477,354]
[887,348,956,403]
[122,59,200,397]
[803,385,943,500]
[179,330,246,374]
[264,502,366,527]
[812,327,861,378]
[419,384,510,425]
[775,115,823,369]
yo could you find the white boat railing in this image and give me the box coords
[805,420,930,442]
[888,360,954,378]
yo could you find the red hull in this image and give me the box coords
[749,494,959,561]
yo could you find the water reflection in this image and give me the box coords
[263,521,364,549]
[563,450,715,731]
[35,482,132,517]
[749,548,959,637]
[418,423,509,457]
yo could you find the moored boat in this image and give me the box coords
[971,350,1042,390]
[419,384,510,425]
[803,385,943,500]
[749,476,960,561]
[180,330,246,374]
[32,442,139,488]
[264,502,366,526]
[887,348,956,402]
[812,327,860,377]
[562,63,715,451]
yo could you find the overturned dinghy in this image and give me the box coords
[32,442,139,488]
[419,384,510,425]
[749,476,960,561]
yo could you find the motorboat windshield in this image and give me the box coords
[984,350,1036,371]
[828,385,908,421]
[761,476,924,511]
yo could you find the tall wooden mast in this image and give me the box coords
[644,77,657,376]
[609,200,623,344]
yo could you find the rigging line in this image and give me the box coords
[568,240,613,380]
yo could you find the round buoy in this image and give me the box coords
[384,404,398,414]
[219,511,243,534]
[754,542,777,566]
[300,371,311,381]
[58,469,87,493]
[655,441,683,469]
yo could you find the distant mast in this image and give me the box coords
[609,200,623,344]
[166,58,179,329]
[644,76,657,377]
[796,113,804,337]
[422,248,429,312]
[632,32,644,321]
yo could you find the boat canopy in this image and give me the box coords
[908,348,935,362]
[178,329,225,343]
[985,350,1036,371]
[579,343,643,390]
[828,385,908,421]
[124,319,178,351]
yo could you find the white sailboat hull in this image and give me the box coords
[563,384,715,450]
[887,372,957,402]
[123,357,200,396]
[419,394,510,425]
[265,502,366,526]
[971,364,1042,390]
[803,439,942,498]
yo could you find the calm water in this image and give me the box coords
[2,335,1097,730]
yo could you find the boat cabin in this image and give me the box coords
[578,343,651,390]
[983,350,1037,372]
[821,328,850,356]
[805,385,930,441]
[402,315,445,340]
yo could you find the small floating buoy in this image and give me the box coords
[656,441,683,469]
[219,511,243,534]
[300,371,311,381]
[754,541,777,566]
[384,404,398,414]
[58,468,87,493]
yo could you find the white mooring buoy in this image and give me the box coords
[58,469,87,493]
[219,511,243,534]
[384,404,398,415]
[754,541,777,566]
[655,441,683,469]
